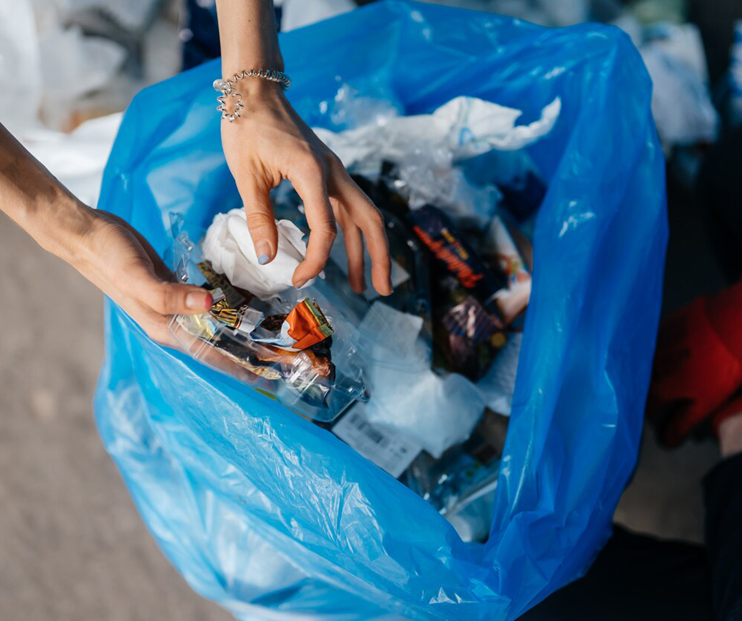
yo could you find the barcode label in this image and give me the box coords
[332,406,421,479]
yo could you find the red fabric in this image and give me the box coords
[647,280,742,447]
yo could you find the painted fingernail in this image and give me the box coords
[186,291,210,310]
[256,240,271,265]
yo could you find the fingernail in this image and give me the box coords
[294,278,308,288]
[186,291,211,310]
[256,240,271,265]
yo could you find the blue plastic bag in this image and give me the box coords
[94,2,667,619]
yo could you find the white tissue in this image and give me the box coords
[476,332,522,417]
[202,207,313,300]
[358,302,485,458]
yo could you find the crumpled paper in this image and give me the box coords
[202,208,313,300]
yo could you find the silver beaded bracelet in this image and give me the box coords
[213,69,292,122]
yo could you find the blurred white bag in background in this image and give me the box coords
[640,23,719,147]
[0,1,43,134]
[0,0,177,206]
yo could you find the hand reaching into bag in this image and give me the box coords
[215,0,392,297]
[0,123,212,347]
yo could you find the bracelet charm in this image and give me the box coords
[213,69,291,122]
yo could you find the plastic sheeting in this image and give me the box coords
[94,2,667,620]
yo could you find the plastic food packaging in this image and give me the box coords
[95,3,667,620]
[169,223,367,423]
[327,402,422,479]
[351,171,434,338]
[404,410,509,542]
[403,204,515,381]
[432,274,508,381]
[409,205,507,320]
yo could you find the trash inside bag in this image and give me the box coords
[95,2,666,620]
[169,214,367,423]
[168,157,531,448]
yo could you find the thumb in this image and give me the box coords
[141,276,213,316]
[243,183,279,265]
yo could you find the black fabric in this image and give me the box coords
[180,1,284,72]
[698,128,742,283]
[180,0,221,72]
[521,453,742,620]
[705,452,742,621]
[520,527,712,621]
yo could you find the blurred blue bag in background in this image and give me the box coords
[94,1,667,619]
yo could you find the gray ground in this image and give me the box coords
[0,171,724,620]
[0,225,233,621]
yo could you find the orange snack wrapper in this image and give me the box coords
[286,299,334,350]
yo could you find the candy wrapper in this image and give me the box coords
[407,204,507,324]
[432,275,508,381]
[404,205,509,381]
[252,298,334,351]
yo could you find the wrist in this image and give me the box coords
[34,193,97,268]
[238,75,287,99]
[216,70,289,122]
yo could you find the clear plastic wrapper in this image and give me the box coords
[404,410,509,542]
[168,218,367,423]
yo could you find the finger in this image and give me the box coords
[123,260,212,316]
[338,212,366,294]
[242,182,279,265]
[146,281,214,316]
[330,173,392,296]
[290,161,337,287]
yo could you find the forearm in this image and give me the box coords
[215,0,283,76]
[0,123,94,266]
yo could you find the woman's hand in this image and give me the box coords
[220,82,392,296]
[73,210,213,347]
[0,122,212,348]
[213,0,392,296]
